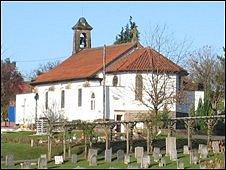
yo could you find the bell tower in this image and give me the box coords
[72,17,93,54]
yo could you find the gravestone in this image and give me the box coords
[170,149,177,161]
[212,141,220,153]
[40,154,47,159]
[124,154,130,164]
[177,159,184,169]
[71,154,78,164]
[5,154,14,167]
[183,145,189,155]
[166,137,176,156]
[153,147,161,162]
[200,145,208,159]
[30,139,34,147]
[177,159,185,169]
[88,149,98,161]
[135,147,143,163]
[89,154,97,166]
[117,150,124,161]
[54,156,64,164]
[21,161,31,169]
[105,148,112,162]
[190,150,199,164]
[38,157,47,169]
[141,155,150,168]
[159,157,166,167]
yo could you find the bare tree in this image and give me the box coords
[143,23,192,67]
[188,46,225,144]
[42,103,65,161]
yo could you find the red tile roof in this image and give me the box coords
[31,42,136,85]
[106,47,188,75]
[31,43,187,85]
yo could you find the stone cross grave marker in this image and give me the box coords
[105,148,112,162]
[89,154,97,166]
[5,154,14,167]
[54,156,64,164]
[212,141,220,153]
[38,157,47,169]
[117,150,124,161]
[141,155,150,168]
[159,157,166,167]
[190,149,199,164]
[88,149,98,161]
[135,147,143,163]
[124,154,130,165]
[71,154,78,164]
[153,147,161,162]
[183,145,189,155]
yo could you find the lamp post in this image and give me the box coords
[34,93,39,128]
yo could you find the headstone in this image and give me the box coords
[166,137,176,157]
[141,155,150,168]
[105,148,112,162]
[153,147,161,162]
[200,145,208,159]
[124,154,130,164]
[5,154,14,167]
[89,154,97,166]
[40,154,47,159]
[159,157,166,167]
[135,147,143,163]
[88,149,98,161]
[21,161,31,169]
[54,156,64,164]
[117,150,124,161]
[170,149,177,161]
[38,157,47,169]
[30,139,34,147]
[212,141,220,153]
[71,154,78,164]
[183,145,189,155]
[177,159,184,169]
[190,150,199,164]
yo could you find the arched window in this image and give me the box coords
[112,75,118,87]
[61,90,65,109]
[135,74,143,101]
[80,33,87,48]
[91,93,95,110]
[45,92,48,109]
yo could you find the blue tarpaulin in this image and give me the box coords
[7,106,15,122]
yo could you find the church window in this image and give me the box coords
[112,75,118,86]
[135,74,143,101]
[45,92,48,109]
[91,93,95,110]
[78,89,82,107]
[61,90,65,109]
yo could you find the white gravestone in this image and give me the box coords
[54,156,64,164]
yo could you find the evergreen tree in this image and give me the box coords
[114,16,140,44]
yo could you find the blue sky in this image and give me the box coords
[1,1,225,79]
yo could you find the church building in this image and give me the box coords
[15,17,203,131]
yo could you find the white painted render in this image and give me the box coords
[16,72,204,128]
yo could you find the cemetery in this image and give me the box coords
[1,115,225,169]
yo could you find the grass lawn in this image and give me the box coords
[1,131,225,169]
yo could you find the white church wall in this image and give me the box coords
[15,93,36,125]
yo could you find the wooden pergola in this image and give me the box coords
[49,114,225,158]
